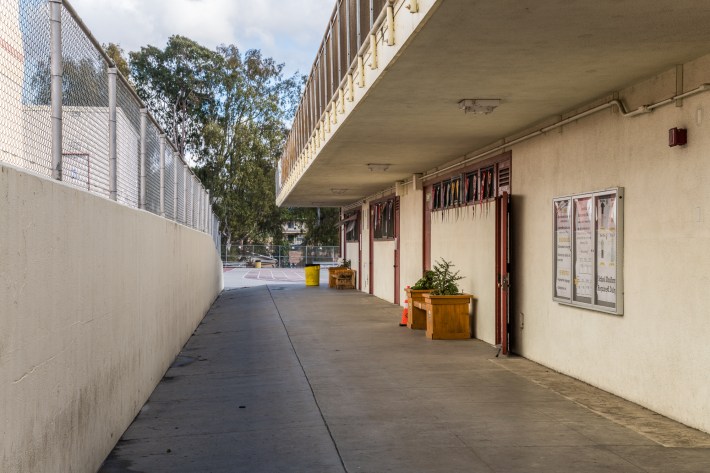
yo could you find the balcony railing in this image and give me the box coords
[277,0,398,199]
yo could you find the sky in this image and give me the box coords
[70,0,335,79]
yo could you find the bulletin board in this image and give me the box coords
[553,188,623,315]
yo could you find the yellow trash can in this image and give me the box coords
[254,261,262,269]
[305,264,320,286]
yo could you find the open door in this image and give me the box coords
[496,191,511,355]
[394,197,400,304]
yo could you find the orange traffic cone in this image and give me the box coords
[399,299,408,326]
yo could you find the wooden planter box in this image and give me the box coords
[335,269,356,289]
[404,288,431,330]
[423,293,473,340]
[328,267,350,288]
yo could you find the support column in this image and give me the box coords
[50,0,63,180]
[139,109,147,209]
[173,148,178,221]
[108,68,117,201]
[159,134,165,216]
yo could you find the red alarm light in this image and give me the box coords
[669,127,687,147]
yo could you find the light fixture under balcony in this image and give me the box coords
[367,163,391,172]
[458,99,501,115]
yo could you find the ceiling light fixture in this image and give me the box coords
[458,99,501,115]
[367,163,391,172]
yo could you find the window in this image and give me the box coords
[372,198,396,240]
[345,213,359,242]
[429,162,503,212]
[553,188,624,315]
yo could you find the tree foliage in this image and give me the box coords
[130,37,304,246]
[104,43,130,78]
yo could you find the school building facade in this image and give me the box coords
[276,0,710,434]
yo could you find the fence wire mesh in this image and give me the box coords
[177,162,186,224]
[1,0,52,176]
[115,78,140,207]
[0,0,218,247]
[164,146,175,219]
[144,121,161,215]
[222,245,341,268]
[61,6,110,196]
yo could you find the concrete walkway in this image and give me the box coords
[100,284,710,473]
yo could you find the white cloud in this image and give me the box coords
[69,0,334,76]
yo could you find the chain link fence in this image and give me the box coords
[0,0,219,250]
[222,245,341,268]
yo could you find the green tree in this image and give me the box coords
[104,43,130,78]
[130,37,302,249]
[286,207,340,246]
[129,35,218,157]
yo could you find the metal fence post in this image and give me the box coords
[50,0,63,181]
[108,67,117,201]
[173,149,178,221]
[206,190,211,234]
[183,165,188,224]
[190,174,195,228]
[139,109,147,209]
[159,134,165,216]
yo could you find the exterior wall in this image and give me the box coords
[430,208,496,344]
[345,241,360,289]
[360,203,371,293]
[398,186,424,306]
[0,164,223,472]
[510,55,710,433]
[372,240,396,303]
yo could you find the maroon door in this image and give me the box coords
[369,204,374,295]
[496,192,511,354]
[423,185,432,271]
[394,197,400,304]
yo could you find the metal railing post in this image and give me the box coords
[139,109,147,209]
[190,174,195,228]
[182,164,188,224]
[108,67,117,201]
[173,148,178,221]
[159,134,165,216]
[206,190,211,233]
[50,0,63,180]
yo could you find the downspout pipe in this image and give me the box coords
[341,83,710,211]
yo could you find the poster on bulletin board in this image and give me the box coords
[552,188,623,315]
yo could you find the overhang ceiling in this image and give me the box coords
[281,0,710,207]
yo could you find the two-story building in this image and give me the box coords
[276,0,710,435]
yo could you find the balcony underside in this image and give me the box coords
[279,0,710,207]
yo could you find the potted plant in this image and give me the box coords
[404,270,435,330]
[423,259,473,340]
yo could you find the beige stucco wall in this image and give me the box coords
[372,240,396,303]
[398,186,424,306]
[0,164,223,472]
[345,241,360,289]
[510,57,710,433]
[430,209,497,344]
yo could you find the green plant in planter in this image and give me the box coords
[412,270,435,290]
[430,258,464,295]
[337,258,351,269]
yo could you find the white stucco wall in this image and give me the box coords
[0,164,223,472]
[345,241,360,289]
[430,208,496,344]
[511,56,710,433]
[372,240,396,303]
[398,186,424,306]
